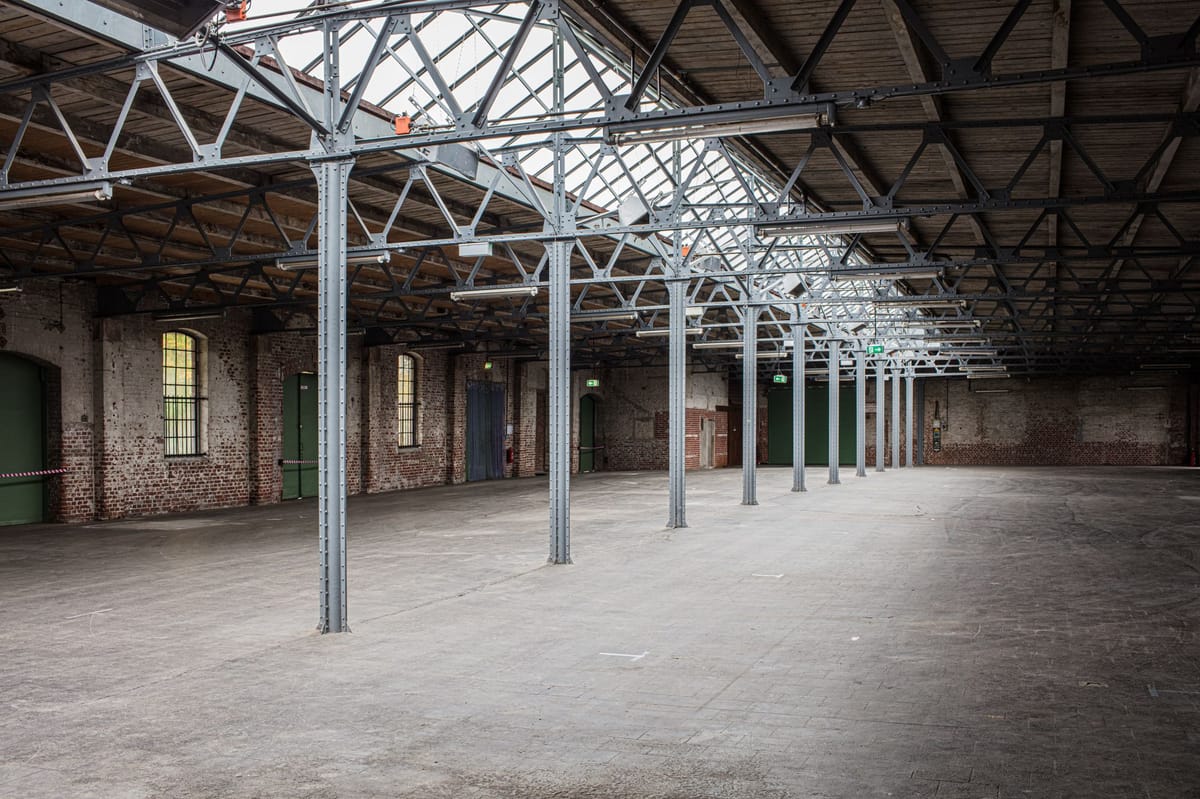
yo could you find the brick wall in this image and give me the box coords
[921,375,1189,466]
[362,346,449,492]
[601,366,729,471]
[0,283,95,521]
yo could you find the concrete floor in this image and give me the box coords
[2,466,1198,798]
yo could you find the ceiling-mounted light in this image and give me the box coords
[406,341,469,351]
[973,388,1011,394]
[965,373,1011,380]
[875,297,966,309]
[572,309,640,322]
[0,283,21,293]
[758,218,908,238]
[692,340,745,349]
[1138,362,1190,370]
[153,308,226,322]
[635,327,703,338]
[449,285,540,301]
[734,352,792,360]
[609,108,829,146]
[1122,385,1166,391]
[0,180,113,211]
[276,250,392,271]
[829,268,942,282]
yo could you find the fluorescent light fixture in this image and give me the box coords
[406,341,468,351]
[973,388,1011,394]
[610,110,828,146]
[1138,362,1190,370]
[1123,385,1166,391]
[829,268,942,282]
[734,352,792,360]
[758,218,907,238]
[449,285,540,301]
[572,309,640,322]
[965,373,1011,380]
[458,242,494,258]
[0,180,112,211]
[153,308,226,322]
[875,297,966,309]
[276,250,392,271]
[0,283,21,293]
[692,340,745,349]
[635,327,703,338]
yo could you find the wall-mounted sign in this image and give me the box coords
[773,374,787,384]
[868,344,884,354]
[483,361,493,370]
[586,378,600,388]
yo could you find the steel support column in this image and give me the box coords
[891,367,901,468]
[828,339,840,485]
[875,360,885,472]
[547,16,571,563]
[905,374,916,469]
[742,304,759,505]
[315,18,351,635]
[791,319,806,493]
[667,276,687,528]
[316,157,352,634]
[855,350,866,477]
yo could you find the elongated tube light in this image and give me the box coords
[572,309,640,322]
[875,297,967,309]
[0,283,21,293]
[0,181,112,211]
[610,111,827,146]
[829,269,942,282]
[635,327,702,338]
[277,251,391,271]
[758,218,907,238]
[153,308,226,322]
[449,285,540,301]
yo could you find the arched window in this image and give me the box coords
[162,331,203,455]
[397,354,417,447]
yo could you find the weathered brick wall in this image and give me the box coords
[95,315,253,519]
[0,283,95,522]
[601,367,729,471]
[362,346,449,492]
[921,376,1188,466]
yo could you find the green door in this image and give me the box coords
[766,385,856,466]
[282,373,318,499]
[0,353,46,525]
[579,394,597,472]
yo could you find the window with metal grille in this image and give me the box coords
[163,332,202,456]
[398,354,417,447]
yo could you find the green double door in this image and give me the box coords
[282,373,318,500]
[0,353,46,526]
[579,394,598,472]
[766,385,856,466]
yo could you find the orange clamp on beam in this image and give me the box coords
[394,115,412,136]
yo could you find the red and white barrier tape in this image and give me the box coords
[0,467,68,479]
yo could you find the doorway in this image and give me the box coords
[0,353,46,525]
[700,417,716,468]
[579,394,599,472]
[282,372,318,500]
[467,381,505,481]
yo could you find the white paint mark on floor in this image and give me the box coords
[65,608,113,620]
[752,573,784,579]
[599,651,649,661]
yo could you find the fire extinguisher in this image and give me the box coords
[506,447,514,464]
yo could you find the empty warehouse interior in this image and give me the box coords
[0,0,1197,795]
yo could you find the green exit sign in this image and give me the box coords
[868,345,884,354]
[586,378,600,388]
[773,374,788,384]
